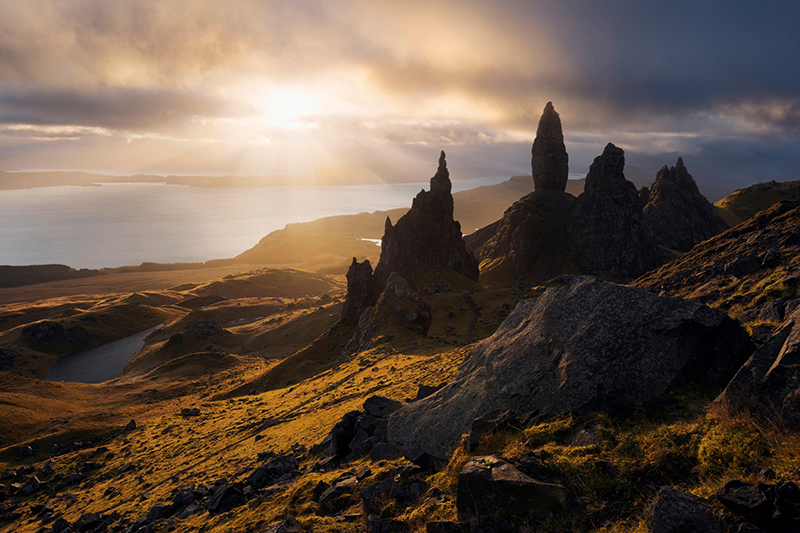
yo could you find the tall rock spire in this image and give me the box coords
[372,151,478,288]
[531,102,569,192]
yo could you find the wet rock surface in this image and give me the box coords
[388,276,752,463]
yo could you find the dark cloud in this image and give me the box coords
[0,85,246,130]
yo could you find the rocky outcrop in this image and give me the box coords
[568,143,666,280]
[717,307,800,429]
[531,102,569,192]
[0,347,17,370]
[387,276,752,463]
[339,274,431,361]
[645,487,719,533]
[479,190,575,282]
[341,258,376,326]
[372,152,479,289]
[644,158,721,252]
[456,455,569,519]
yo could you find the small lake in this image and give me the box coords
[44,324,163,383]
[0,177,508,269]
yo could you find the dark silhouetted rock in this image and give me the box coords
[180,407,200,417]
[638,186,651,208]
[717,481,772,524]
[340,274,431,361]
[0,348,17,370]
[531,102,569,192]
[321,410,361,459]
[318,476,359,515]
[246,455,299,489]
[644,158,721,252]
[206,483,244,514]
[724,255,760,278]
[372,152,478,289]
[124,419,136,431]
[341,259,377,326]
[479,189,575,282]
[52,517,73,533]
[569,143,666,281]
[455,456,569,519]
[388,276,752,463]
[718,307,800,430]
[363,396,403,418]
[646,486,719,533]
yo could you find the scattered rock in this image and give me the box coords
[262,517,304,533]
[362,472,428,516]
[724,256,760,278]
[180,407,201,417]
[245,455,298,490]
[389,276,752,463]
[318,476,359,515]
[206,483,244,514]
[125,419,136,431]
[363,396,403,418]
[455,456,569,519]
[645,486,719,533]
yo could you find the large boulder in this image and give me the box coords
[372,151,478,289]
[456,456,569,519]
[388,276,752,463]
[643,158,722,252]
[531,101,569,192]
[645,486,719,533]
[568,143,666,281]
[717,307,800,429]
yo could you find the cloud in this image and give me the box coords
[0,84,247,131]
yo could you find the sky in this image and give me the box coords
[0,0,798,193]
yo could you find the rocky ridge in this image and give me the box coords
[643,157,723,252]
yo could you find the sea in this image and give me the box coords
[0,177,508,269]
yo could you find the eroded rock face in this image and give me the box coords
[339,273,432,362]
[479,190,574,282]
[644,158,721,252]
[531,102,569,192]
[341,258,376,326]
[372,152,479,289]
[568,143,666,281]
[718,307,800,429]
[388,276,752,463]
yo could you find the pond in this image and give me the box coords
[44,324,163,383]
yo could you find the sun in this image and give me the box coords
[265,89,318,124]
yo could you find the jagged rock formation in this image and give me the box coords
[372,152,479,289]
[643,158,721,252]
[387,276,752,463]
[568,143,666,280]
[718,306,800,429]
[339,273,432,362]
[479,190,575,282]
[531,102,569,192]
[340,258,376,326]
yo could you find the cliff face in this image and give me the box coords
[568,143,666,280]
[372,151,479,289]
[341,258,376,326]
[643,158,721,252]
